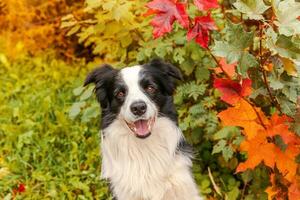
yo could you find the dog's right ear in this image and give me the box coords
[84,64,117,109]
[84,64,115,86]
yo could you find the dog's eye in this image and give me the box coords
[117,91,125,98]
[146,85,156,94]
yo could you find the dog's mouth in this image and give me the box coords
[125,118,155,139]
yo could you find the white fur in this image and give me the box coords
[119,65,157,123]
[101,117,202,200]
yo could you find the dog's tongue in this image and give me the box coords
[134,120,149,136]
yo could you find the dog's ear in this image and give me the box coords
[84,64,117,109]
[145,59,182,95]
[149,58,183,81]
[84,64,115,86]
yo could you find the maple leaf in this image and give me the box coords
[218,99,266,139]
[266,113,300,145]
[288,177,300,200]
[146,0,189,38]
[194,0,219,11]
[273,0,300,36]
[236,127,299,181]
[213,78,252,105]
[236,130,277,172]
[214,58,237,78]
[187,14,217,48]
[275,145,299,182]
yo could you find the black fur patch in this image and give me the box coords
[140,59,182,123]
[84,65,127,130]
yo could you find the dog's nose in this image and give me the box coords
[130,101,147,116]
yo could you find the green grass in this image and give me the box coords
[0,56,112,199]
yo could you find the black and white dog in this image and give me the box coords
[84,59,202,200]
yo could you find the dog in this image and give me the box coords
[84,59,203,200]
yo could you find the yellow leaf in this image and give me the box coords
[281,57,297,77]
[0,167,10,179]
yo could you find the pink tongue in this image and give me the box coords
[134,120,149,136]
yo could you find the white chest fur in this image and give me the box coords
[100,117,202,200]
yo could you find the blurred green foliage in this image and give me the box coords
[0,55,112,199]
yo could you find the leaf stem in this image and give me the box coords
[241,181,248,200]
[207,47,231,79]
[258,22,282,113]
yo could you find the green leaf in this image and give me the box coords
[81,105,99,122]
[273,0,300,36]
[212,140,226,154]
[181,59,195,75]
[212,41,241,63]
[269,76,284,90]
[237,52,259,76]
[69,102,86,119]
[213,126,240,140]
[195,66,210,82]
[233,0,270,20]
[241,170,253,183]
[80,87,94,101]
[266,27,300,60]
[227,186,240,200]
[212,22,256,76]
[73,86,85,96]
[278,96,297,116]
[223,146,234,162]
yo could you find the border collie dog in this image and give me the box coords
[84,59,202,200]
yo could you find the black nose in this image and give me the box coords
[130,101,147,116]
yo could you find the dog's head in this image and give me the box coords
[84,59,182,139]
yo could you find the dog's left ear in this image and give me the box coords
[149,59,183,81]
[84,64,117,109]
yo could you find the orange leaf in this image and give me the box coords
[218,99,264,139]
[275,145,299,182]
[214,58,237,78]
[236,130,276,172]
[289,177,300,200]
[266,113,300,145]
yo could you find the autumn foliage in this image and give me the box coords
[0,0,300,199]
[146,0,300,199]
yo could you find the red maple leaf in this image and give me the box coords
[213,78,252,105]
[146,0,189,38]
[187,14,217,48]
[194,0,219,11]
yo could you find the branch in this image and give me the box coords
[258,22,282,113]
